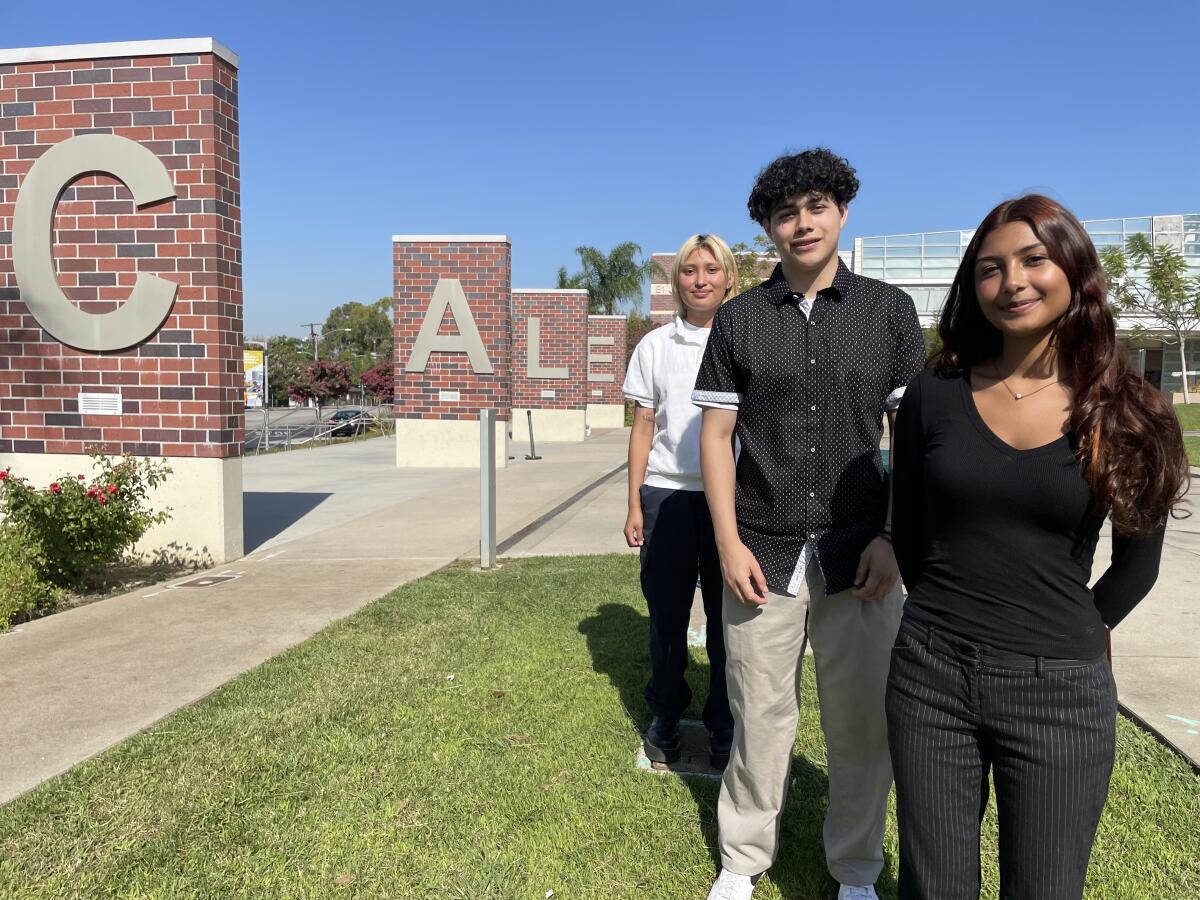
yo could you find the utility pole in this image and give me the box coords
[301,322,321,361]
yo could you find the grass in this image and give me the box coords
[1175,403,1200,433]
[1185,436,1200,467]
[0,556,1196,898]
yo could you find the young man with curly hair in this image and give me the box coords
[694,149,925,900]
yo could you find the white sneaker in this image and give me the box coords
[838,885,878,900]
[707,869,757,900]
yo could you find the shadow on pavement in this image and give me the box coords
[579,602,896,898]
[242,491,332,552]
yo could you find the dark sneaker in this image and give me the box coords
[709,728,733,770]
[644,717,681,764]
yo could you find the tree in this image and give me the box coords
[262,335,310,407]
[558,242,656,315]
[922,326,942,359]
[360,360,394,404]
[624,310,654,367]
[1101,233,1200,403]
[729,234,778,294]
[322,298,394,379]
[288,360,354,413]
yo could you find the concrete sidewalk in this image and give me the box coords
[0,428,631,805]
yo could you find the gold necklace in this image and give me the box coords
[987,369,1063,401]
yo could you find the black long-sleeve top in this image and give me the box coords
[891,368,1165,659]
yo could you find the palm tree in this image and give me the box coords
[557,242,656,315]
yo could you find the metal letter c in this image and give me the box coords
[13,134,178,352]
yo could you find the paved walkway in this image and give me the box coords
[0,429,630,805]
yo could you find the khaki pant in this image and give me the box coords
[717,564,904,886]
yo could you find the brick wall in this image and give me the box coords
[650,251,674,323]
[586,315,626,404]
[510,290,586,410]
[0,43,242,458]
[393,238,511,422]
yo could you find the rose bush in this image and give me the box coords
[0,450,172,592]
[0,523,63,631]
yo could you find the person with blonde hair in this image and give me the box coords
[622,233,739,770]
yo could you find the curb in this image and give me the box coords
[495,461,629,555]
[1118,703,1200,777]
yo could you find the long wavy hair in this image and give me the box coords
[931,194,1189,534]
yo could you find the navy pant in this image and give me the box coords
[638,485,732,734]
[886,618,1117,900]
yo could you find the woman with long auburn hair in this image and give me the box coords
[887,194,1188,899]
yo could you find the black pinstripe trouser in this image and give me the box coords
[885,618,1117,900]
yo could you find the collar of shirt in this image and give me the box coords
[670,314,711,346]
[763,258,855,307]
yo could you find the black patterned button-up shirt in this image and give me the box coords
[692,260,925,595]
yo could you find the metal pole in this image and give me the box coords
[524,409,542,461]
[480,409,496,569]
[262,349,270,451]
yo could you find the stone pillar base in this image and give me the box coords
[394,417,510,468]
[511,408,586,443]
[586,403,626,430]
[0,452,243,566]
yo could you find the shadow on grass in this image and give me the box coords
[579,601,897,899]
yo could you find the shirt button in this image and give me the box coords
[809,358,816,364]
[809,492,815,498]
[810,405,816,411]
[809,533,816,539]
[809,447,816,453]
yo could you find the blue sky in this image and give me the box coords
[6,0,1197,336]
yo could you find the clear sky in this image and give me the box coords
[5,0,1197,336]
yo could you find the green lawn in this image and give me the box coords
[1185,436,1200,467]
[0,556,1197,898]
[1176,403,1200,433]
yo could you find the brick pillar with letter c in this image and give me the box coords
[0,38,243,564]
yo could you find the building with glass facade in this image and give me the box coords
[851,214,1200,394]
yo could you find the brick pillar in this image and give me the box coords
[649,251,676,326]
[510,289,587,443]
[392,235,510,467]
[0,38,242,564]
[586,314,627,430]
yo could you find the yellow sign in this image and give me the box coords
[244,349,265,408]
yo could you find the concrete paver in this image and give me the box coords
[1108,476,1200,765]
[0,429,630,805]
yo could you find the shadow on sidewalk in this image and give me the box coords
[243,491,332,552]
[579,602,894,899]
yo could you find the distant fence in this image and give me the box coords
[245,404,395,454]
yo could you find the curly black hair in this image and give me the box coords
[747,148,860,224]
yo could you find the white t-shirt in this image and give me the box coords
[622,315,711,492]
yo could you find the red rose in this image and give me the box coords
[107,484,119,495]
[49,483,61,494]
[98,495,108,504]
[0,470,8,481]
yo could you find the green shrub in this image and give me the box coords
[0,525,62,631]
[0,450,172,591]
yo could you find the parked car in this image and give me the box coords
[325,407,370,437]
